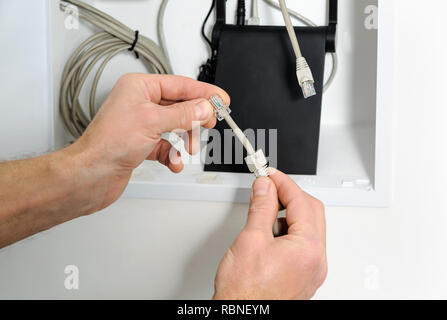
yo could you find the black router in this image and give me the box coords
[203,0,338,175]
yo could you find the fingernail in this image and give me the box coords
[253,178,271,197]
[195,100,213,121]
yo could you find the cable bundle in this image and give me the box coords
[59,0,171,138]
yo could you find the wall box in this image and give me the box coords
[47,0,393,207]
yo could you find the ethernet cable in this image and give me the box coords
[209,95,269,178]
[209,95,287,236]
[278,0,316,98]
[157,0,171,67]
[263,0,338,93]
[59,0,172,138]
[247,0,260,25]
[162,0,336,92]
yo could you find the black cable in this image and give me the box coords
[199,0,217,83]
[237,0,246,25]
[201,0,216,50]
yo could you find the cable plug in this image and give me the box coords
[245,150,269,178]
[296,57,316,99]
[209,94,231,121]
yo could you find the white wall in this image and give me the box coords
[0,0,447,299]
[0,0,53,159]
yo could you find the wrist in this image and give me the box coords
[57,141,113,216]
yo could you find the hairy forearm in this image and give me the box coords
[0,143,110,248]
[0,74,224,249]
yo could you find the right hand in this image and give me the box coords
[213,169,328,300]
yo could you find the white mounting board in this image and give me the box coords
[46,0,392,207]
[0,0,53,160]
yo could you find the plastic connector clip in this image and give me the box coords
[245,149,269,178]
[296,57,316,99]
[209,94,231,121]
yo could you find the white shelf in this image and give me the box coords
[123,123,383,206]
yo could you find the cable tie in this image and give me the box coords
[128,30,140,59]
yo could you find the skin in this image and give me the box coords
[0,74,327,299]
[213,169,327,300]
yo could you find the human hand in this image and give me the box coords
[213,169,327,300]
[64,74,229,213]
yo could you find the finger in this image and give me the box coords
[147,140,184,173]
[159,99,217,129]
[306,193,327,245]
[268,169,318,236]
[156,98,215,133]
[159,99,176,106]
[141,74,230,106]
[245,177,279,234]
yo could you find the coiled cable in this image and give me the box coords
[59,0,172,138]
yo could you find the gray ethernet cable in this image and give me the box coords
[263,0,338,94]
[210,94,286,237]
[247,0,338,93]
[209,95,269,178]
[247,0,260,25]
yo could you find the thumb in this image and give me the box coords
[157,99,215,133]
[245,177,279,234]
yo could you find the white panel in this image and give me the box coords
[0,0,52,159]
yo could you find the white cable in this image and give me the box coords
[247,0,260,25]
[279,0,302,58]
[59,0,172,139]
[224,116,256,155]
[263,0,338,93]
[264,0,316,26]
[157,0,171,67]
